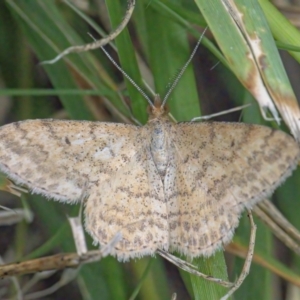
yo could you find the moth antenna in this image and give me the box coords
[99,44,154,108]
[163,68,182,96]
[162,28,208,108]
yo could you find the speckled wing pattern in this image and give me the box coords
[0,118,299,261]
[85,145,169,260]
[0,119,171,260]
[166,122,300,258]
[0,119,141,203]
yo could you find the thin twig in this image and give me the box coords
[40,0,135,65]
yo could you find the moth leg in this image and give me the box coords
[221,209,256,300]
[158,209,256,299]
[157,250,233,288]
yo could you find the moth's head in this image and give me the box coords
[147,94,169,119]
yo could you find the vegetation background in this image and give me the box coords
[0,0,300,299]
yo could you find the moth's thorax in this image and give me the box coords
[148,115,173,178]
[147,95,169,120]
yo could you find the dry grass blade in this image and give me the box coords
[254,206,300,255]
[258,199,300,242]
[226,239,300,288]
[0,178,28,197]
[220,210,256,300]
[41,0,135,65]
[0,233,121,278]
[68,216,87,255]
[0,208,32,226]
[252,200,300,254]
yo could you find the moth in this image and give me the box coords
[0,95,298,262]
